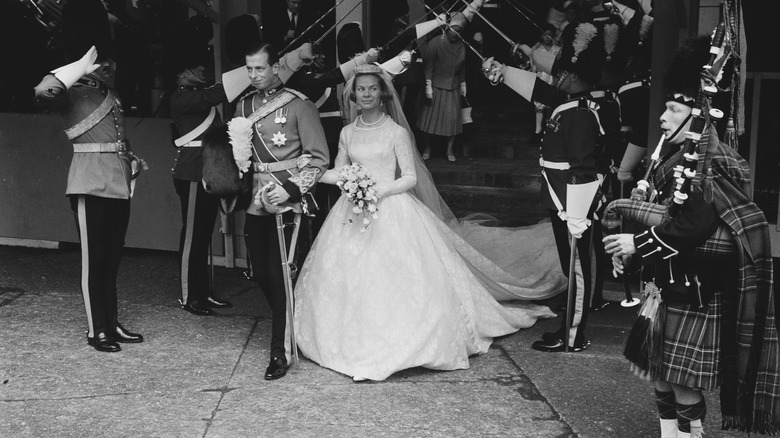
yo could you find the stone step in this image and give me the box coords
[426,157,541,191]
[436,184,547,227]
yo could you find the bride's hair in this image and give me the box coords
[348,72,393,104]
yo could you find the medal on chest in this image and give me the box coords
[547,114,561,133]
[274,108,288,125]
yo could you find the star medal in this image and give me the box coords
[271,131,287,147]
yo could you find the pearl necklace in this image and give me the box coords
[359,113,385,126]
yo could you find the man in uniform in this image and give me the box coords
[235,42,329,380]
[485,22,605,352]
[167,19,251,316]
[34,0,144,352]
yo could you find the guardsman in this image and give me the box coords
[234,42,329,380]
[484,22,605,352]
[167,19,251,316]
[34,0,144,352]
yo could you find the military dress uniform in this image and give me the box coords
[170,82,229,313]
[234,86,329,369]
[533,80,603,349]
[35,71,141,350]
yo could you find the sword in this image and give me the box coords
[457,0,515,47]
[279,0,355,55]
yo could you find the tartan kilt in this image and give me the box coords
[416,87,462,136]
[659,290,722,391]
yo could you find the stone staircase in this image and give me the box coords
[421,95,548,226]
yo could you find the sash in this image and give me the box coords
[246,90,299,125]
[64,91,115,140]
[174,107,216,147]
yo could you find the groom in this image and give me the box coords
[236,42,329,380]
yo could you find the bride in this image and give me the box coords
[294,64,563,382]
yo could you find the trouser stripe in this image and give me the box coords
[77,196,95,337]
[569,242,585,346]
[180,182,198,304]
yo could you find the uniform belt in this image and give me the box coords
[73,141,127,153]
[253,158,298,173]
[319,111,342,118]
[180,141,202,147]
[539,158,571,170]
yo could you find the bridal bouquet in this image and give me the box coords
[336,162,378,232]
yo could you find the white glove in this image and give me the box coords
[460,81,467,97]
[285,43,314,72]
[364,48,381,64]
[52,46,101,89]
[473,31,483,44]
[398,50,413,66]
[425,79,433,100]
[617,142,646,182]
[567,217,589,239]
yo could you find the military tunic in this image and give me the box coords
[169,83,227,307]
[34,72,135,340]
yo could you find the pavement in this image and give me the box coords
[0,244,746,438]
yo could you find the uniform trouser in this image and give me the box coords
[69,194,131,338]
[174,179,219,305]
[244,212,296,360]
[548,210,592,346]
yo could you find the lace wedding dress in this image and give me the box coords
[294,116,557,381]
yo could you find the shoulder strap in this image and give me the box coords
[64,91,115,140]
[174,107,216,146]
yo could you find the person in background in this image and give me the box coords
[166,18,249,316]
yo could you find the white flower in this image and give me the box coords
[368,204,376,213]
[352,206,362,214]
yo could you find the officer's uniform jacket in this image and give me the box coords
[234,87,329,216]
[589,87,621,174]
[170,83,227,181]
[284,67,345,147]
[531,79,602,212]
[35,73,133,199]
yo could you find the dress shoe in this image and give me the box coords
[111,323,144,343]
[204,296,233,308]
[531,337,589,353]
[265,356,288,380]
[87,332,121,353]
[182,301,214,316]
[542,330,562,343]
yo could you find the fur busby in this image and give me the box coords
[662,35,710,104]
[165,20,211,76]
[225,15,263,65]
[337,22,365,64]
[61,0,114,62]
[201,126,253,213]
[555,22,604,85]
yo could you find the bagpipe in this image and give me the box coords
[602,21,737,260]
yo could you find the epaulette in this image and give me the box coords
[284,87,308,101]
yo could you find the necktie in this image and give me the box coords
[289,13,296,30]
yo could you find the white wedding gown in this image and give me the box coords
[294,117,557,381]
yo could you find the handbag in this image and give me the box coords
[460,96,473,125]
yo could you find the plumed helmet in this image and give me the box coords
[225,14,263,65]
[554,22,604,85]
[663,35,710,105]
[61,0,114,62]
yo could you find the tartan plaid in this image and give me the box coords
[662,292,722,391]
[652,129,779,433]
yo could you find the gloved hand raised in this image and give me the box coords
[52,46,101,89]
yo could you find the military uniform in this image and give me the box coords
[170,83,227,311]
[234,86,329,364]
[35,71,139,348]
[532,79,603,348]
